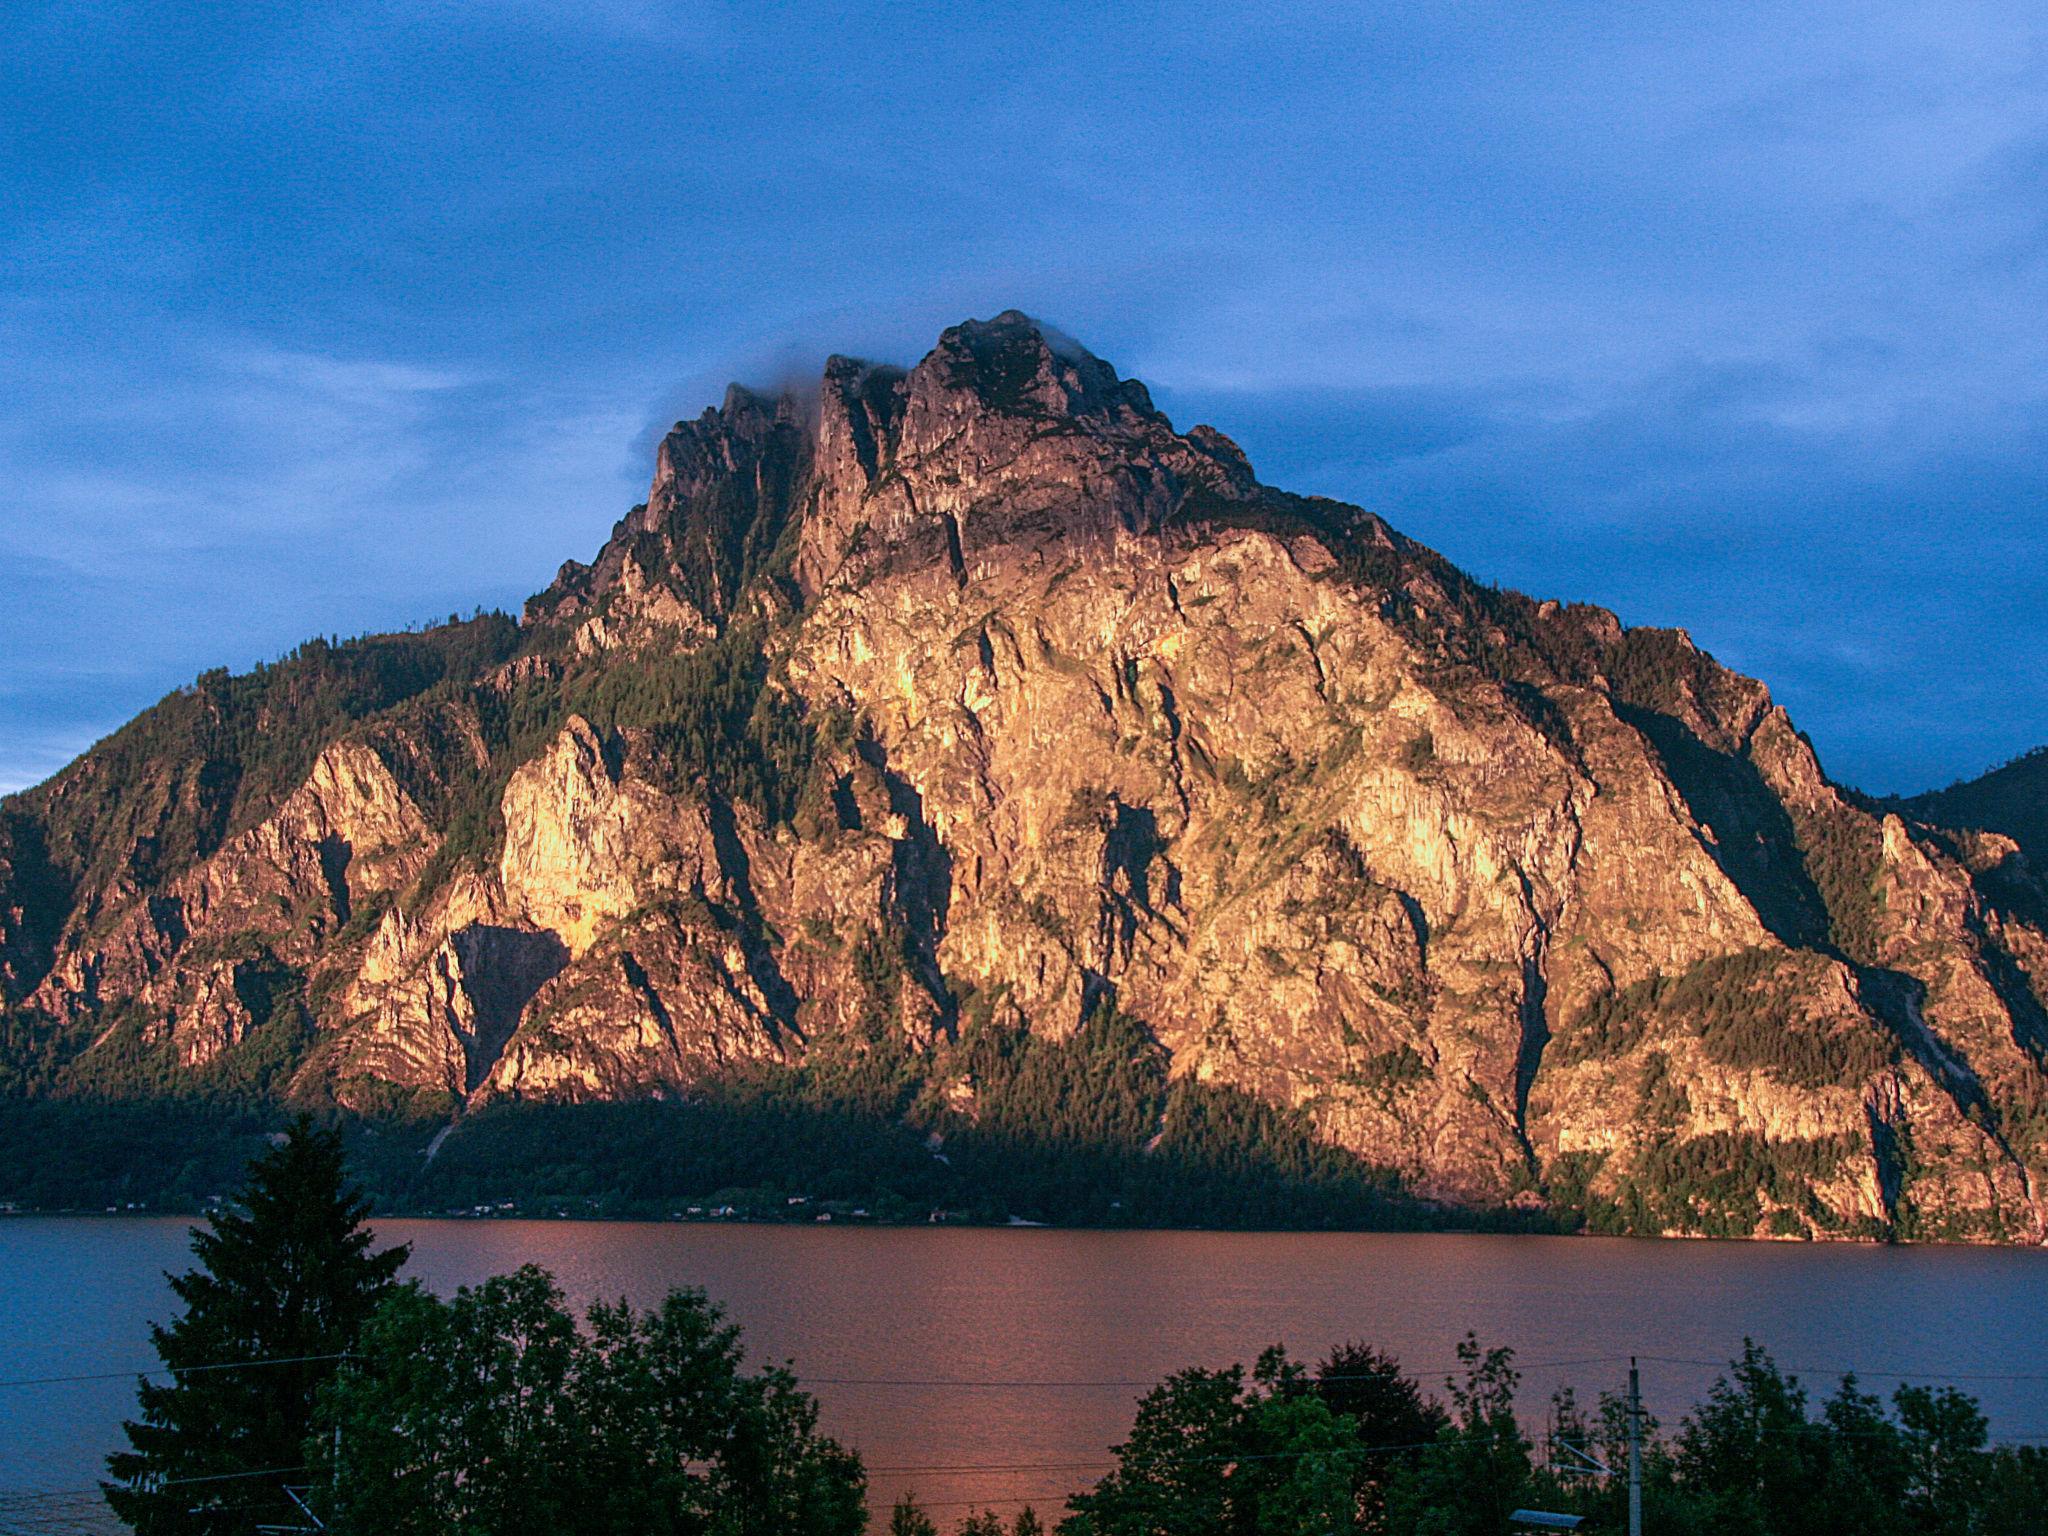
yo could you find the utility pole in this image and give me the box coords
[1627,1356,1643,1536]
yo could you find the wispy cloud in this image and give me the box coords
[0,327,647,792]
[229,347,475,400]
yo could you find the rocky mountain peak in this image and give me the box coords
[532,315,1272,639]
[800,313,1263,593]
[916,309,1153,421]
[529,378,812,642]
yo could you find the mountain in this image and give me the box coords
[3,312,2045,1239]
[1899,750,2048,870]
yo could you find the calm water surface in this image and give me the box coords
[4,1220,2045,1521]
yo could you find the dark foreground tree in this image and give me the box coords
[1058,1347,1358,1535]
[104,1118,408,1535]
[1314,1341,1448,1527]
[311,1263,866,1536]
[1382,1335,1534,1536]
[1058,1336,2048,1536]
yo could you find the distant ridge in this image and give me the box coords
[1899,747,2048,867]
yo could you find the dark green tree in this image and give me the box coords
[1673,1340,1825,1536]
[104,1118,408,1535]
[311,1263,866,1536]
[1896,1382,1990,1534]
[1814,1375,1908,1535]
[1056,1337,2047,1536]
[889,1495,940,1536]
[1314,1341,1448,1530]
[1382,1335,1534,1536]
[1058,1364,1254,1534]
[1982,1444,2048,1536]
[1058,1347,1357,1535]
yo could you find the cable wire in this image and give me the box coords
[0,1354,349,1390]
[6,1347,2037,1392]
[794,1354,1628,1389]
[1636,1355,2048,1383]
[4,1467,306,1501]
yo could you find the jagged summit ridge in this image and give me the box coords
[535,312,1269,640]
[5,313,2047,1242]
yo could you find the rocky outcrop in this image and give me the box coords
[6,311,2047,1240]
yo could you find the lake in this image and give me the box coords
[3,1220,2045,1525]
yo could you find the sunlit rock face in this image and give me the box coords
[7,311,2048,1240]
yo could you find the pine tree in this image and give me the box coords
[104,1118,407,1535]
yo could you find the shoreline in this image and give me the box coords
[5,1206,2043,1249]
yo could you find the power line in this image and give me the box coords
[2,1467,307,1501]
[796,1354,1629,1389]
[868,1460,1112,1476]
[796,1354,2048,1392]
[867,1432,1519,1476]
[1636,1355,2048,1383]
[6,1347,2040,1393]
[857,1415,2048,1482]
[0,1354,1613,1415]
[0,1354,349,1390]
[0,1349,1628,1394]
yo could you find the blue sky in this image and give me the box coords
[2,2,2042,796]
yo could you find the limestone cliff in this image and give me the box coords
[5,312,2046,1240]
